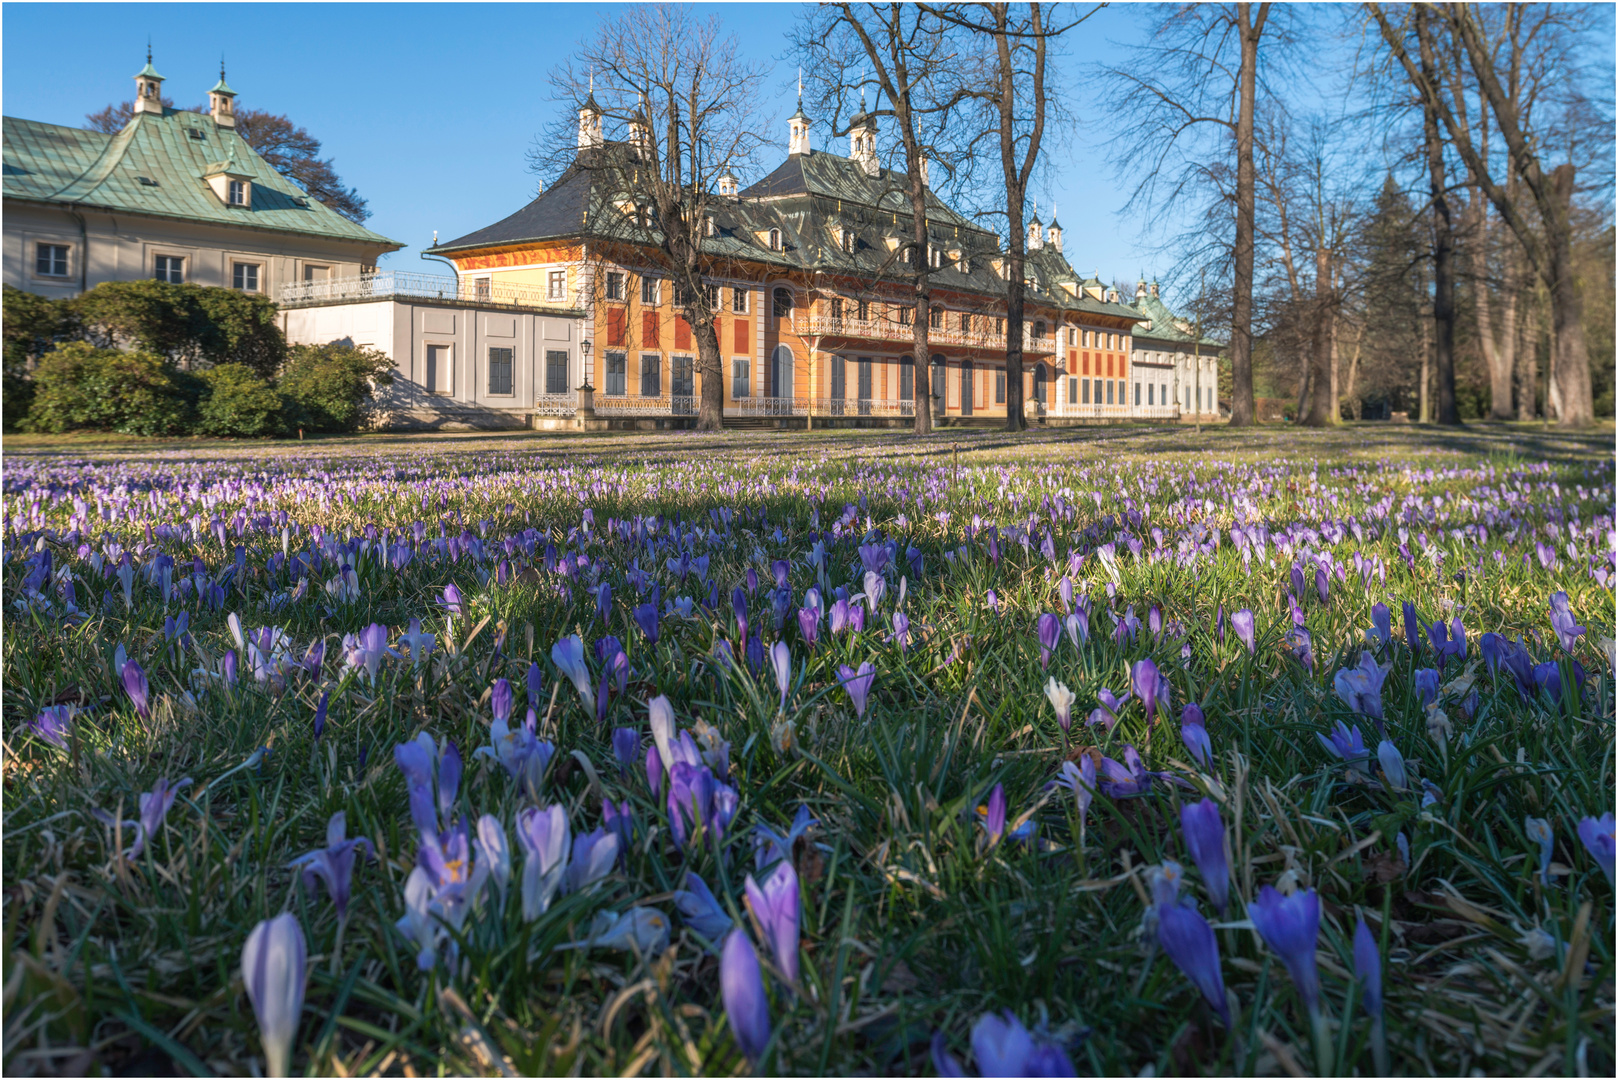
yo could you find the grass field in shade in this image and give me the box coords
[3,423,1613,1077]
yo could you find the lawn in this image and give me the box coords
[3,423,1613,1077]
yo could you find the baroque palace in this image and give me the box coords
[280,92,1223,430]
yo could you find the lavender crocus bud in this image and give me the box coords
[1179,799,1230,915]
[312,692,328,742]
[122,659,150,719]
[770,642,792,711]
[612,727,639,775]
[721,930,772,1063]
[1157,902,1231,1027]
[645,745,663,799]
[1249,886,1322,1016]
[1132,659,1161,722]
[1230,609,1256,655]
[241,912,307,1077]
[983,784,1007,847]
[743,860,801,985]
[1577,813,1615,885]
[1376,740,1408,791]
[1353,916,1383,1020]
[491,679,512,723]
[1036,613,1060,670]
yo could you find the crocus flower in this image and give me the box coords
[932,1011,1077,1077]
[721,929,772,1063]
[1318,720,1371,771]
[1288,626,1315,672]
[633,602,660,645]
[475,814,511,906]
[645,745,663,799]
[797,606,821,646]
[551,634,593,712]
[753,804,818,868]
[490,679,512,723]
[612,727,639,775]
[1230,608,1256,654]
[771,641,791,711]
[93,775,193,860]
[122,659,150,719]
[1549,592,1585,653]
[1377,740,1408,791]
[892,611,911,654]
[1353,916,1382,1020]
[288,811,374,922]
[1333,651,1390,721]
[516,803,570,919]
[1097,745,1173,798]
[241,913,307,1078]
[1179,799,1230,915]
[441,583,463,617]
[1577,813,1615,885]
[1524,817,1554,885]
[1249,886,1322,1015]
[1087,688,1131,731]
[837,661,876,718]
[981,783,1008,847]
[1063,609,1089,648]
[744,860,800,985]
[1045,679,1075,734]
[1132,659,1162,721]
[564,828,620,894]
[1402,601,1421,652]
[312,692,328,741]
[1054,757,1096,824]
[1036,613,1060,669]
[1414,668,1441,708]
[27,705,73,749]
[674,871,733,945]
[1180,705,1212,769]
[1368,602,1392,648]
[1156,902,1230,1027]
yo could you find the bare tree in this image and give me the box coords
[1415,6,1460,425]
[1104,2,1279,427]
[1370,2,1598,425]
[932,2,1101,432]
[797,4,973,435]
[541,7,770,431]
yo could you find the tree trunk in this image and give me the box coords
[1418,8,1460,426]
[1545,164,1593,425]
[694,317,724,431]
[1419,315,1431,422]
[1005,239,1027,431]
[1516,291,1538,420]
[1344,325,1362,419]
[1303,247,1337,426]
[1227,3,1269,427]
[910,177,933,436]
[1475,204,1520,419]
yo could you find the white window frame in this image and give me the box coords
[730,286,749,313]
[605,271,625,300]
[768,228,782,252]
[231,261,262,292]
[640,277,660,306]
[731,356,750,398]
[639,352,662,397]
[153,254,186,284]
[547,270,567,300]
[228,179,248,206]
[473,276,492,301]
[34,242,71,280]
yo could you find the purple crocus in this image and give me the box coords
[1249,886,1322,1015]
[1181,716,1213,770]
[1036,613,1060,670]
[1333,651,1390,721]
[442,583,463,617]
[1055,756,1096,824]
[633,602,660,645]
[1376,739,1408,791]
[1132,659,1162,722]
[837,661,876,718]
[313,692,328,742]
[27,705,73,749]
[1368,603,1392,648]
[1549,592,1585,653]
[1402,601,1421,652]
[770,641,791,711]
[121,659,150,719]
[288,811,374,922]
[1353,917,1382,1020]
[93,775,193,860]
[797,606,821,647]
[932,1011,1077,1077]
[720,929,772,1063]
[491,679,512,723]
[892,611,911,654]
[1414,668,1441,708]
[612,727,639,775]
[1087,688,1131,732]
[550,635,593,712]
[828,598,850,635]
[983,783,1007,846]
[1230,609,1256,655]
[563,827,620,894]
[645,745,663,799]
[1317,720,1371,770]
[241,912,307,1078]
[674,871,733,945]
[1179,799,1230,915]
[516,803,570,920]
[1577,813,1615,885]
[744,860,800,985]
[1156,902,1230,1027]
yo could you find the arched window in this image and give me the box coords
[768,228,782,251]
[770,344,794,399]
[772,287,793,317]
[1032,363,1048,404]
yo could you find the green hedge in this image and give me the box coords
[22,343,199,436]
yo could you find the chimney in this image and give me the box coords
[208,62,237,128]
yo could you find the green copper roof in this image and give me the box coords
[1129,289,1222,349]
[136,60,164,80]
[2,110,400,250]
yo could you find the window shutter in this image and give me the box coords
[606,308,627,347]
[643,311,659,345]
[675,316,691,350]
[733,318,749,353]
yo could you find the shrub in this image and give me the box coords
[22,342,197,436]
[3,286,78,431]
[196,364,286,437]
[73,280,285,378]
[279,342,394,434]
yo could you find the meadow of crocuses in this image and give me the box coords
[3,424,1614,1077]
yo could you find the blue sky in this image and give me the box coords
[3,2,1186,286]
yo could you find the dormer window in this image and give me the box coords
[705,215,716,237]
[840,228,855,254]
[228,180,247,206]
[768,228,782,251]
